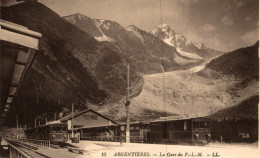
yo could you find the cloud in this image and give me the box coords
[221,16,234,26]
[241,28,259,45]
[202,23,217,32]
[205,37,221,50]
[185,32,204,44]
[185,32,222,51]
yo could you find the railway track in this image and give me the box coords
[7,140,50,158]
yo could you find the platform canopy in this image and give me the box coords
[0,19,42,126]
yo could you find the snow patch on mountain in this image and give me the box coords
[94,19,111,30]
[160,23,171,32]
[63,14,79,24]
[150,54,171,62]
[195,43,203,49]
[163,36,174,47]
[176,48,203,60]
[175,33,192,46]
[125,26,145,45]
[95,35,114,42]
[94,20,107,30]
[189,64,206,73]
[77,13,82,20]
[93,19,115,42]
[174,53,199,65]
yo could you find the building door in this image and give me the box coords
[162,122,167,140]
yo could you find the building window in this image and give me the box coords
[121,126,125,131]
[184,121,187,131]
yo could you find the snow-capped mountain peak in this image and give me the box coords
[151,24,190,48]
[159,23,172,32]
[150,23,216,60]
[93,19,111,30]
[125,25,139,31]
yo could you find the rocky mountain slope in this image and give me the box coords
[206,42,259,80]
[100,42,259,121]
[209,95,258,121]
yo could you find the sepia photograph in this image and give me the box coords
[0,0,259,157]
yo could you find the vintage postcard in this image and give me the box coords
[0,0,259,158]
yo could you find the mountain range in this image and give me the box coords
[1,2,258,126]
[63,13,222,68]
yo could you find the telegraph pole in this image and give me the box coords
[126,62,130,144]
[16,115,18,139]
[71,103,74,138]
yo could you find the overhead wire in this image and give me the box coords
[160,0,168,154]
[159,0,166,118]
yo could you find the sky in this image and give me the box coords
[3,0,259,52]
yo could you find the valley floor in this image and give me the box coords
[68,140,258,158]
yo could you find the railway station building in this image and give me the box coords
[59,109,118,139]
[59,109,150,143]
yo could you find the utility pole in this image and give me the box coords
[71,103,74,138]
[125,62,130,144]
[16,115,18,139]
[19,125,21,139]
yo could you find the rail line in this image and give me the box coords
[7,139,50,158]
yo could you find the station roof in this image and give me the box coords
[151,116,208,123]
[59,109,118,125]
[0,19,42,126]
[69,124,118,131]
[119,121,150,125]
[25,121,67,131]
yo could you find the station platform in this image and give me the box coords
[0,139,9,158]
